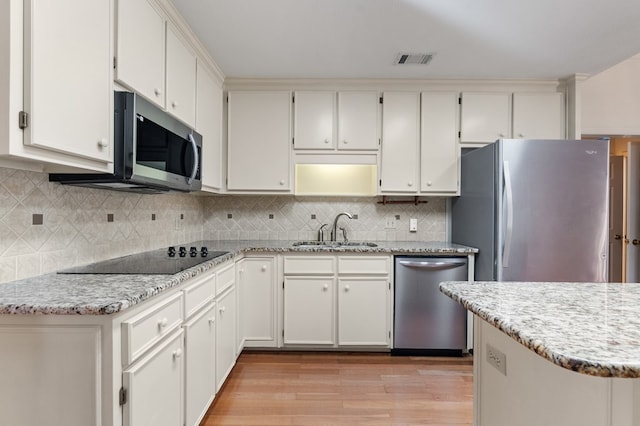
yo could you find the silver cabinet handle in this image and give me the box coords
[187,133,199,185]
[502,160,514,268]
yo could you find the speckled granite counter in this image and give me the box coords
[440,281,640,378]
[0,240,476,316]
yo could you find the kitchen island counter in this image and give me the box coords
[440,280,640,426]
[0,240,476,315]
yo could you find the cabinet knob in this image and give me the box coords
[322,284,329,291]
[498,133,506,138]
[97,138,108,149]
[517,133,524,138]
[408,181,413,187]
[426,181,432,187]
[324,138,330,144]
[208,317,215,324]
[172,348,183,359]
[154,88,162,96]
[343,140,348,145]
[220,306,226,313]
[171,101,178,109]
[157,318,168,329]
[344,285,350,292]
[261,265,267,272]
[279,180,285,186]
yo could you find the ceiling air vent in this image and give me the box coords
[394,53,434,65]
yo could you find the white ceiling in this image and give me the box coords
[172,0,640,80]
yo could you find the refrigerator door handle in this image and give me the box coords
[503,160,514,268]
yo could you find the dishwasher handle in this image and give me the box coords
[397,259,467,270]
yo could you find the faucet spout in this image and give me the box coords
[330,212,353,241]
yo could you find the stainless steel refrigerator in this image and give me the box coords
[451,139,609,282]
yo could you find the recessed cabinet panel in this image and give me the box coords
[165,24,196,127]
[227,91,292,191]
[116,0,165,108]
[338,278,389,346]
[460,92,511,143]
[196,63,223,191]
[215,286,237,391]
[421,91,460,193]
[338,91,379,150]
[25,0,112,163]
[294,91,335,150]
[380,92,420,192]
[238,257,277,345]
[512,92,565,139]
[284,277,335,345]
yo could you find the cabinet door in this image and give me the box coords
[24,0,112,163]
[421,92,460,194]
[284,277,334,345]
[123,329,184,426]
[460,92,511,143]
[215,286,237,392]
[294,91,335,150]
[184,303,216,426]
[197,64,223,191]
[166,24,196,127]
[116,0,165,108]
[338,278,389,346]
[227,91,292,191]
[238,257,277,347]
[380,92,420,192]
[512,92,565,139]
[338,91,379,150]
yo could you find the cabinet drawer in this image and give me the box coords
[284,256,335,275]
[122,292,183,366]
[216,262,235,295]
[183,270,216,319]
[338,256,390,275]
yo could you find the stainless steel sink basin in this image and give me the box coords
[292,241,378,248]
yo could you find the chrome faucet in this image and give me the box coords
[317,223,328,242]
[330,212,353,241]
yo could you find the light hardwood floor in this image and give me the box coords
[201,351,473,426]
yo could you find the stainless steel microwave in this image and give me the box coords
[50,91,202,193]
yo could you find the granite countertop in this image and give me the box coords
[0,240,476,316]
[440,281,640,378]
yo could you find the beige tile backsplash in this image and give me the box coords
[0,166,447,284]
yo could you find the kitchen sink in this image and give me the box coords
[292,241,378,248]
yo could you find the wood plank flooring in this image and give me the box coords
[200,351,473,426]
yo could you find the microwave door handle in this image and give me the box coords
[187,133,199,185]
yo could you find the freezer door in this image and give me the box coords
[498,139,609,282]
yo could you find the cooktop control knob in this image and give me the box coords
[189,246,198,257]
[201,247,208,257]
[167,246,176,257]
[178,247,187,257]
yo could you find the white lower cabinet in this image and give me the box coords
[238,256,278,347]
[338,277,390,346]
[183,302,216,426]
[282,254,391,349]
[215,285,237,392]
[284,276,335,345]
[123,328,184,426]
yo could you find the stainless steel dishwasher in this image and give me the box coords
[393,256,468,355]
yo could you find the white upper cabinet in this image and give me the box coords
[512,92,565,139]
[421,91,459,194]
[380,92,420,193]
[293,90,379,151]
[337,91,379,150]
[196,63,223,192]
[17,0,113,167]
[460,92,511,143]
[294,91,335,150]
[116,0,166,108]
[227,91,292,191]
[165,24,196,127]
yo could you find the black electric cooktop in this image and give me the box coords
[58,244,228,275]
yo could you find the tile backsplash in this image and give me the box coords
[0,167,203,283]
[0,166,447,283]
[203,195,446,242]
